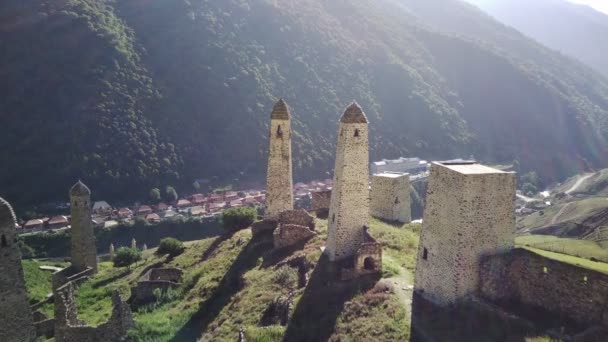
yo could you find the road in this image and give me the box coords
[565,173,594,195]
[550,202,573,225]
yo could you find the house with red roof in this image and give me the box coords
[117,208,133,219]
[48,216,69,229]
[177,199,192,209]
[145,213,161,224]
[190,194,207,205]
[136,205,153,216]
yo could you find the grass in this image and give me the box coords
[522,247,608,275]
[517,197,608,230]
[515,235,608,262]
[22,259,68,316]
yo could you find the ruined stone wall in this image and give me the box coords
[479,248,608,327]
[52,266,94,291]
[148,268,184,282]
[278,209,315,231]
[0,197,36,342]
[414,162,516,305]
[326,104,369,262]
[370,173,411,223]
[266,100,294,219]
[311,190,331,211]
[55,282,134,342]
[273,224,316,249]
[70,182,98,273]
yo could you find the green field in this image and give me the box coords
[517,197,608,231]
[522,247,608,275]
[515,235,608,262]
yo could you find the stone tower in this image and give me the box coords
[70,181,98,273]
[326,102,370,262]
[265,99,294,219]
[370,172,411,223]
[0,197,36,342]
[414,162,516,305]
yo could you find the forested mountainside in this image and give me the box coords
[466,0,608,77]
[2,0,608,207]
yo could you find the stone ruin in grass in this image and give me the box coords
[131,267,184,304]
[273,209,317,249]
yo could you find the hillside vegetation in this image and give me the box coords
[3,0,608,207]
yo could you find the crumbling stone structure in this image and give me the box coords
[70,181,98,273]
[131,268,184,303]
[414,162,516,305]
[311,189,331,217]
[326,103,370,262]
[273,209,316,249]
[341,227,383,280]
[0,197,36,342]
[265,99,294,219]
[479,248,608,328]
[370,172,411,223]
[54,282,134,342]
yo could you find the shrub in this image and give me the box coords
[113,247,142,268]
[156,237,185,257]
[272,266,298,288]
[222,207,256,231]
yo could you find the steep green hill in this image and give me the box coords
[3,0,608,207]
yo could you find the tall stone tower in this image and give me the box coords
[265,99,294,219]
[370,172,411,223]
[414,162,516,305]
[326,102,370,262]
[0,197,36,342]
[70,181,98,273]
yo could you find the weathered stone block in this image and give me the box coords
[273,224,316,249]
[370,172,411,223]
[278,209,315,231]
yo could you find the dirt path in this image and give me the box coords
[566,173,594,195]
[382,256,414,316]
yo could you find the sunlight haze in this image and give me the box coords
[567,0,608,14]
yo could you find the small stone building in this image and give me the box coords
[370,172,411,223]
[265,99,294,219]
[0,197,36,342]
[311,189,331,217]
[273,209,316,249]
[131,268,184,303]
[70,181,98,273]
[326,103,370,262]
[414,162,516,305]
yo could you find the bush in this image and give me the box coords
[156,237,185,257]
[113,247,142,268]
[222,207,256,231]
[272,266,298,288]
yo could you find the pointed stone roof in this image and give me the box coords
[0,196,17,226]
[340,102,368,124]
[271,98,290,120]
[70,180,91,197]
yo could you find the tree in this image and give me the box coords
[113,247,142,269]
[156,237,185,257]
[149,188,161,203]
[165,186,178,202]
[222,207,256,231]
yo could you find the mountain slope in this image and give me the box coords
[2,0,608,207]
[465,0,608,77]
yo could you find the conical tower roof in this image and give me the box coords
[70,180,91,197]
[271,98,290,120]
[340,102,368,124]
[0,196,17,226]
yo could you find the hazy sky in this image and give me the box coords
[567,0,608,14]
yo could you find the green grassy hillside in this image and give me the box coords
[3,0,608,207]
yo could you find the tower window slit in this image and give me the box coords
[1,234,7,247]
[354,129,360,137]
[422,247,428,260]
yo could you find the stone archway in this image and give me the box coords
[364,257,377,271]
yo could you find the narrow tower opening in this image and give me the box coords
[276,125,283,137]
[422,247,428,260]
[1,234,7,247]
[364,257,376,270]
[354,129,360,137]
[394,197,400,204]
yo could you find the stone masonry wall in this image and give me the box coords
[70,181,98,273]
[479,248,608,327]
[311,190,331,211]
[132,268,184,303]
[370,173,411,223]
[273,224,317,249]
[0,197,36,342]
[55,282,134,342]
[266,99,294,219]
[414,162,516,305]
[326,103,370,262]
[278,209,315,231]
